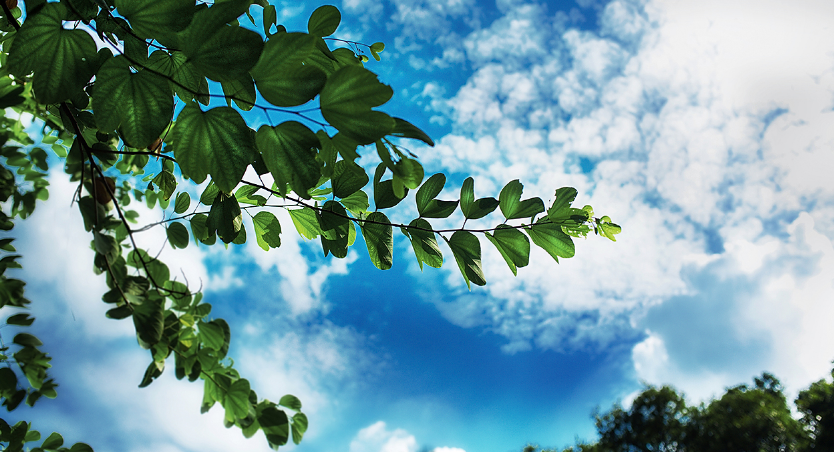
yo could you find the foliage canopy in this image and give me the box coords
[0,0,620,450]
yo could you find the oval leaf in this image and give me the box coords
[360,212,393,270]
[307,5,341,37]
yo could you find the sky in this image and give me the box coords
[4,0,834,451]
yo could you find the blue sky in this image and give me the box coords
[5,0,834,451]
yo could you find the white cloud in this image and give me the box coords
[414,0,834,400]
[350,421,418,452]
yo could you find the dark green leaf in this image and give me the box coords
[373,164,407,209]
[332,160,369,199]
[320,66,395,144]
[207,193,242,244]
[390,117,433,146]
[221,73,256,111]
[448,231,486,289]
[138,360,164,388]
[106,305,133,320]
[174,192,191,214]
[200,181,219,205]
[41,432,63,450]
[415,173,458,218]
[93,231,120,263]
[0,368,17,392]
[133,298,164,349]
[93,55,174,148]
[259,405,289,447]
[460,177,499,220]
[256,121,321,198]
[173,103,254,193]
[180,2,264,82]
[146,50,209,104]
[151,170,177,201]
[253,211,282,251]
[166,222,190,249]
[190,213,209,242]
[525,219,575,262]
[485,225,530,276]
[251,33,325,107]
[6,313,34,326]
[13,333,42,347]
[70,443,94,452]
[7,3,98,104]
[263,4,277,33]
[307,5,340,37]
[360,212,393,270]
[318,201,349,258]
[402,219,443,270]
[498,180,544,220]
[115,0,195,39]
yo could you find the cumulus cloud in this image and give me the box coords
[414,0,834,399]
[348,421,466,452]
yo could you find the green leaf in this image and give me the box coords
[369,41,384,62]
[93,231,119,263]
[447,231,486,289]
[525,219,575,262]
[255,121,321,198]
[598,219,621,242]
[221,73,256,111]
[115,0,195,39]
[498,180,544,220]
[70,443,94,452]
[251,33,326,107]
[341,190,369,216]
[253,211,282,251]
[263,5,277,34]
[207,193,243,244]
[360,212,393,270]
[0,368,17,391]
[7,3,98,104]
[151,170,177,201]
[225,378,251,421]
[416,173,458,218]
[307,5,341,37]
[138,360,164,388]
[6,313,34,326]
[332,160,369,199]
[402,219,443,270]
[279,394,302,411]
[320,66,395,144]
[200,181,220,205]
[106,305,133,320]
[485,225,530,276]
[373,164,408,210]
[319,201,349,258]
[179,1,264,82]
[13,333,42,347]
[548,187,578,217]
[259,405,290,447]
[41,432,63,450]
[146,50,209,104]
[390,117,433,146]
[133,298,164,349]
[198,320,224,350]
[291,412,308,445]
[288,207,321,240]
[190,213,209,242]
[174,192,191,214]
[173,103,255,193]
[460,177,499,220]
[166,222,190,249]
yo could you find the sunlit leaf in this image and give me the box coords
[331,160,369,199]
[402,219,443,270]
[499,179,544,220]
[460,177,499,220]
[166,222,190,249]
[251,33,325,107]
[288,207,321,240]
[525,219,575,262]
[485,225,530,275]
[253,211,282,251]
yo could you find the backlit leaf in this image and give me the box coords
[498,180,544,220]
[360,212,393,270]
[402,219,443,270]
[174,192,191,214]
[251,33,325,107]
[256,121,321,198]
[288,207,321,240]
[207,193,242,243]
[320,66,395,144]
[7,3,98,104]
[525,219,575,262]
[133,298,164,349]
[447,231,486,289]
[92,56,174,149]
[259,405,289,447]
[166,222,190,249]
[460,177,499,220]
[485,225,530,276]
[253,211,282,251]
[173,103,254,193]
[332,160,369,199]
[115,0,195,39]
